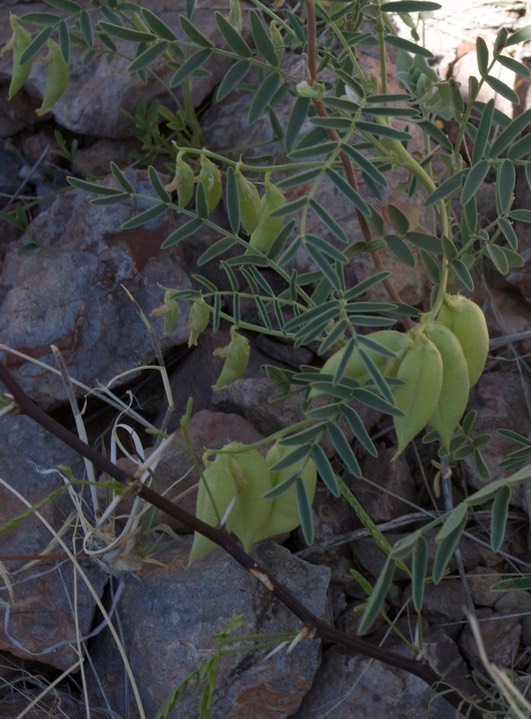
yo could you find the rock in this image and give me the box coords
[356,447,417,523]
[467,371,531,509]
[72,137,139,178]
[459,609,521,670]
[292,639,464,719]
[0,170,191,409]
[212,372,307,436]
[87,540,330,718]
[157,328,232,431]
[0,415,107,671]
[505,244,531,305]
[421,579,468,631]
[0,141,24,197]
[486,288,531,358]
[0,686,84,719]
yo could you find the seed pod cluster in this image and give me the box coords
[309,294,489,456]
[391,294,489,455]
[189,442,317,562]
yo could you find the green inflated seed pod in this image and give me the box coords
[424,320,470,451]
[392,333,443,459]
[36,39,69,117]
[212,326,250,391]
[235,166,261,234]
[247,173,285,254]
[165,151,195,208]
[189,444,273,561]
[269,21,284,64]
[436,294,489,387]
[2,15,33,100]
[187,296,210,347]
[198,154,222,214]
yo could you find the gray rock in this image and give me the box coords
[356,447,417,524]
[0,142,24,197]
[0,414,107,671]
[460,608,522,670]
[292,643,462,719]
[87,540,330,718]
[0,170,191,408]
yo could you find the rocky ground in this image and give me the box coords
[0,1,530,718]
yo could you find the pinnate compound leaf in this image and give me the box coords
[327,422,362,478]
[381,1,441,9]
[179,15,214,47]
[170,49,212,86]
[161,217,203,248]
[495,160,515,214]
[489,107,531,157]
[496,54,531,77]
[250,10,279,66]
[412,536,429,612]
[79,10,94,47]
[505,24,531,47]
[20,26,52,64]
[248,72,281,124]
[285,96,311,152]
[432,524,465,583]
[122,203,167,230]
[484,74,519,104]
[44,0,79,10]
[491,485,511,552]
[475,36,489,77]
[98,21,156,43]
[461,160,489,206]
[215,12,252,56]
[325,168,371,215]
[217,59,251,101]
[357,558,396,635]
[472,99,495,163]
[142,8,178,41]
[311,444,339,496]
[385,35,433,59]
[127,41,169,73]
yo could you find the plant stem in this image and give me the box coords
[304,0,409,318]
